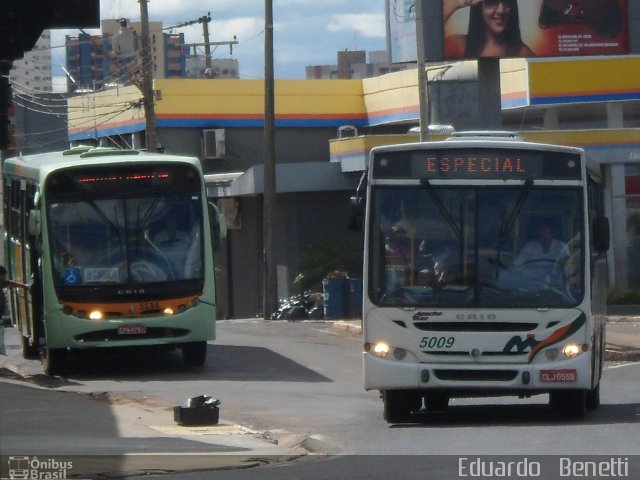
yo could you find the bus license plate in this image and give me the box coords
[540,369,577,382]
[118,324,147,335]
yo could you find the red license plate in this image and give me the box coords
[118,324,147,335]
[540,369,577,382]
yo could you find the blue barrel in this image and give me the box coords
[349,278,363,318]
[322,278,349,319]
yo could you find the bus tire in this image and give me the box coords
[424,393,449,412]
[42,346,66,376]
[21,335,40,360]
[586,383,600,410]
[182,341,208,366]
[549,390,587,418]
[382,390,421,423]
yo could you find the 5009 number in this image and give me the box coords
[419,336,455,349]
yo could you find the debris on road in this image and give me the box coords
[174,395,221,426]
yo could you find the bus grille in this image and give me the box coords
[414,322,537,332]
[75,327,189,343]
[425,350,524,357]
[433,369,519,382]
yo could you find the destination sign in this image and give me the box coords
[372,148,582,180]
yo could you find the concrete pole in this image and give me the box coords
[415,0,430,141]
[477,58,502,129]
[263,0,278,319]
[202,14,212,70]
[139,0,159,152]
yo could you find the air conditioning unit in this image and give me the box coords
[202,129,226,159]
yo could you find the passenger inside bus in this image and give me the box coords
[153,210,190,248]
[513,218,570,286]
[514,218,569,266]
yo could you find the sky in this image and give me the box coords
[50,0,387,89]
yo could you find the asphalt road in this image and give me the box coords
[1,319,639,479]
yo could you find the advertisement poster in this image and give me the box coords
[388,0,418,63]
[443,0,629,60]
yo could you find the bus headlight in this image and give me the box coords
[562,344,581,358]
[163,308,175,316]
[373,342,390,358]
[89,310,103,320]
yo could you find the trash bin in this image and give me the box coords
[322,277,349,319]
[349,278,363,318]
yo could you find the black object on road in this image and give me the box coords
[174,395,221,426]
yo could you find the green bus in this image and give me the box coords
[3,146,225,375]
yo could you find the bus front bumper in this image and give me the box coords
[363,352,593,393]
[44,304,215,349]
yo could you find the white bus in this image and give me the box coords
[361,132,610,422]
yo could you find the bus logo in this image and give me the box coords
[7,456,73,479]
[8,456,29,479]
[413,311,443,320]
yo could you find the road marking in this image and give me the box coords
[605,360,640,370]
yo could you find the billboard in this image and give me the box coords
[387,0,418,63]
[388,0,630,62]
[444,0,629,59]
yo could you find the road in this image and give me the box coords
[1,319,640,477]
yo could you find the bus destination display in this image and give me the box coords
[372,148,582,180]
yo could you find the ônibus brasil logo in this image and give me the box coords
[7,456,73,480]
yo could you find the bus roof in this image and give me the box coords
[3,147,202,183]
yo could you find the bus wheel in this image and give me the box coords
[42,346,66,376]
[424,393,449,412]
[586,384,600,410]
[21,335,40,360]
[182,341,208,366]
[549,390,587,419]
[382,390,421,423]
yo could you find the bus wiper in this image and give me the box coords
[420,179,462,242]
[495,178,533,277]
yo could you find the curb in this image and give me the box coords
[605,348,640,362]
[329,321,361,337]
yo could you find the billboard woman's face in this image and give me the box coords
[482,0,513,36]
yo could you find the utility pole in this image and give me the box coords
[415,0,429,142]
[201,13,212,69]
[263,0,277,319]
[138,0,159,152]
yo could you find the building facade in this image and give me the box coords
[306,50,410,79]
[65,19,187,92]
[9,30,52,95]
[66,55,640,317]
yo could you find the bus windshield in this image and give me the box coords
[369,185,584,308]
[48,195,203,289]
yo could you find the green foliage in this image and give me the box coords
[294,235,363,293]
[607,288,640,305]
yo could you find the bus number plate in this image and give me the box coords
[118,324,147,335]
[540,369,577,382]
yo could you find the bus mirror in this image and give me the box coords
[208,202,227,251]
[348,195,364,231]
[593,216,610,252]
[28,209,41,236]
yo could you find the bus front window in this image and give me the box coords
[369,187,584,308]
[49,197,203,288]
